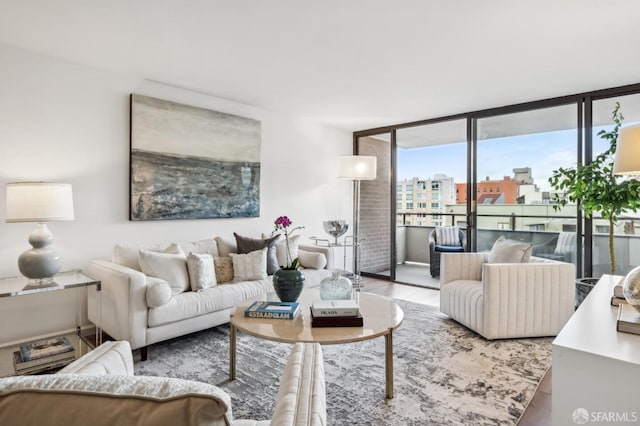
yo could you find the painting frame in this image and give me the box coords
[129,94,261,221]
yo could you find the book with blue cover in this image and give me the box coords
[244,301,300,319]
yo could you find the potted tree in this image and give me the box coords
[549,102,640,306]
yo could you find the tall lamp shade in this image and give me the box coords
[6,182,75,281]
[338,155,377,181]
[614,125,640,175]
[337,155,377,289]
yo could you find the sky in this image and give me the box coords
[397,124,624,192]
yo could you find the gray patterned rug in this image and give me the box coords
[134,299,551,425]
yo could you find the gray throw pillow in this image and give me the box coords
[488,236,533,263]
[234,233,279,275]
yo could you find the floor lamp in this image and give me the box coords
[338,155,377,289]
[613,124,640,308]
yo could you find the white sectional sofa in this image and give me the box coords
[0,340,326,426]
[86,236,332,360]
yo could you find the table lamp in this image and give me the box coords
[338,155,377,287]
[5,182,75,282]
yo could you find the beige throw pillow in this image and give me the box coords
[298,251,327,270]
[488,236,533,263]
[186,252,216,292]
[230,248,268,281]
[214,236,237,257]
[264,233,301,268]
[214,256,234,284]
[138,248,190,295]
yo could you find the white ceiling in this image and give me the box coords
[1,1,640,132]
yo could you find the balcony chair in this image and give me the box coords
[429,226,466,277]
[532,231,577,263]
[439,246,575,340]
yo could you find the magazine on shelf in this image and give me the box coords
[13,350,76,374]
[19,336,75,362]
[311,299,359,317]
[244,301,300,319]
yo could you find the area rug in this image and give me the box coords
[134,299,551,425]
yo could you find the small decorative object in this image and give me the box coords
[622,265,640,312]
[320,270,353,300]
[323,220,349,245]
[272,216,305,302]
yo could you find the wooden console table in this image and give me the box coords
[552,274,640,425]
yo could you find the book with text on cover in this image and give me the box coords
[19,336,75,362]
[310,309,363,327]
[244,301,300,319]
[616,303,640,335]
[311,299,359,317]
[13,350,75,375]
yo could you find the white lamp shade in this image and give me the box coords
[614,125,640,175]
[338,156,377,180]
[6,182,75,223]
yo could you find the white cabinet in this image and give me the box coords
[552,274,640,425]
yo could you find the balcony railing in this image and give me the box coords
[393,212,640,277]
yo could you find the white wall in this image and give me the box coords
[0,44,353,344]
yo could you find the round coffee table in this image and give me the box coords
[230,288,404,399]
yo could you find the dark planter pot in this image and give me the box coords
[575,277,598,309]
[273,269,305,302]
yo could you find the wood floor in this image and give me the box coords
[361,275,551,426]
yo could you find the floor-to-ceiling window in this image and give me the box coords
[394,119,466,288]
[354,83,640,286]
[474,103,580,271]
[590,93,640,277]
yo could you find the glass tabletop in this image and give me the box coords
[0,270,99,298]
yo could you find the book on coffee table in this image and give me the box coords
[310,309,363,327]
[311,299,359,317]
[244,301,300,319]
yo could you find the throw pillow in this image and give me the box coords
[186,252,216,292]
[436,226,461,246]
[554,232,577,255]
[213,256,234,284]
[234,233,279,275]
[298,251,327,270]
[264,233,300,268]
[178,239,219,257]
[145,277,172,308]
[230,248,268,281]
[214,236,237,257]
[138,248,190,295]
[488,236,533,263]
[112,242,168,271]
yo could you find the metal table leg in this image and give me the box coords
[385,330,394,399]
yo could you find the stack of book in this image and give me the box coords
[617,303,640,335]
[611,281,627,306]
[310,299,363,327]
[244,301,300,320]
[13,336,76,375]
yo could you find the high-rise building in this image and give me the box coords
[397,174,456,226]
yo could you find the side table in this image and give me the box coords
[0,270,102,377]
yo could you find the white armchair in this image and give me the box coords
[439,252,575,340]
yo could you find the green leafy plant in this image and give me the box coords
[549,103,640,274]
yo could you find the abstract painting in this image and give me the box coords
[130,94,261,220]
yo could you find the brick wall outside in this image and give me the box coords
[358,136,391,274]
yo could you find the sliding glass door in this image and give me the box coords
[394,119,467,288]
